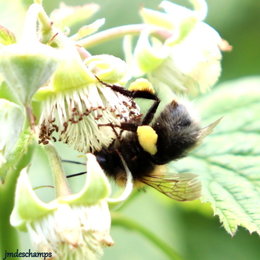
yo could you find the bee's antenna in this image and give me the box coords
[62,160,87,178]
[66,171,87,178]
[62,159,85,165]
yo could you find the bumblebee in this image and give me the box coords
[66,79,218,201]
[91,79,219,201]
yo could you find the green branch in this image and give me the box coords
[77,24,171,48]
[112,213,184,260]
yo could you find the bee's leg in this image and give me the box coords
[95,76,135,98]
[119,89,161,125]
[141,94,160,125]
[98,123,133,150]
[98,122,138,133]
[98,122,122,140]
[96,76,161,125]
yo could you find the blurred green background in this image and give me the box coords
[1,0,259,259]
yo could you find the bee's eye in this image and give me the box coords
[179,118,192,127]
[95,154,107,165]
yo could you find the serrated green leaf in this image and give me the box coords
[170,76,260,235]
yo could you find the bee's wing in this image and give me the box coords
[199,118,222,140]
[141,173,201,201]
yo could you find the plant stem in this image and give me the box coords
[44,144,71,197]
[112,213,184,260]
[0,131,34,257]
[25,105,36,132]
[78,24,171,48]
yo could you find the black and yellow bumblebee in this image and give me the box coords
[67,78,219,201]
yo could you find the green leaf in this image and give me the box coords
[170,76,260,235]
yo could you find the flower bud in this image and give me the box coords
[0,44,59,105]
[0,4,59,105]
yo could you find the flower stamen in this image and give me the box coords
[38,83,140,153]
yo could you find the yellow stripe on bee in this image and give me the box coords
[128,78,155,94]
[137,125,158,155]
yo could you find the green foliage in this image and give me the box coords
[171,76,260,235]
[0,0,259,259]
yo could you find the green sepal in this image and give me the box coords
[62,154,111,206]
[0,80,19,104]
[32,86,56,101]
[165,17,197,46]
[74,19,105,40]
[51,51,95,92]
[34,53,129,101]
[134,32,169,74]
[33,54,95,101]
[50,3,100,32]
[0,25,16,45]
[85,54,129,84]
[10,168,56,231]
[0,43,59,105]
[188,0,208,20]
[140,8,174,30]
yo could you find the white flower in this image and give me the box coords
[148,22,222,95]
[35,54,140,153]
[10,154,123,260]
[27,202,113,260]
[126,0,225,96]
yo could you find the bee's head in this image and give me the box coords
[149,100,201,164]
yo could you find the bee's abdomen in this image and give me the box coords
[95,134,156,182]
